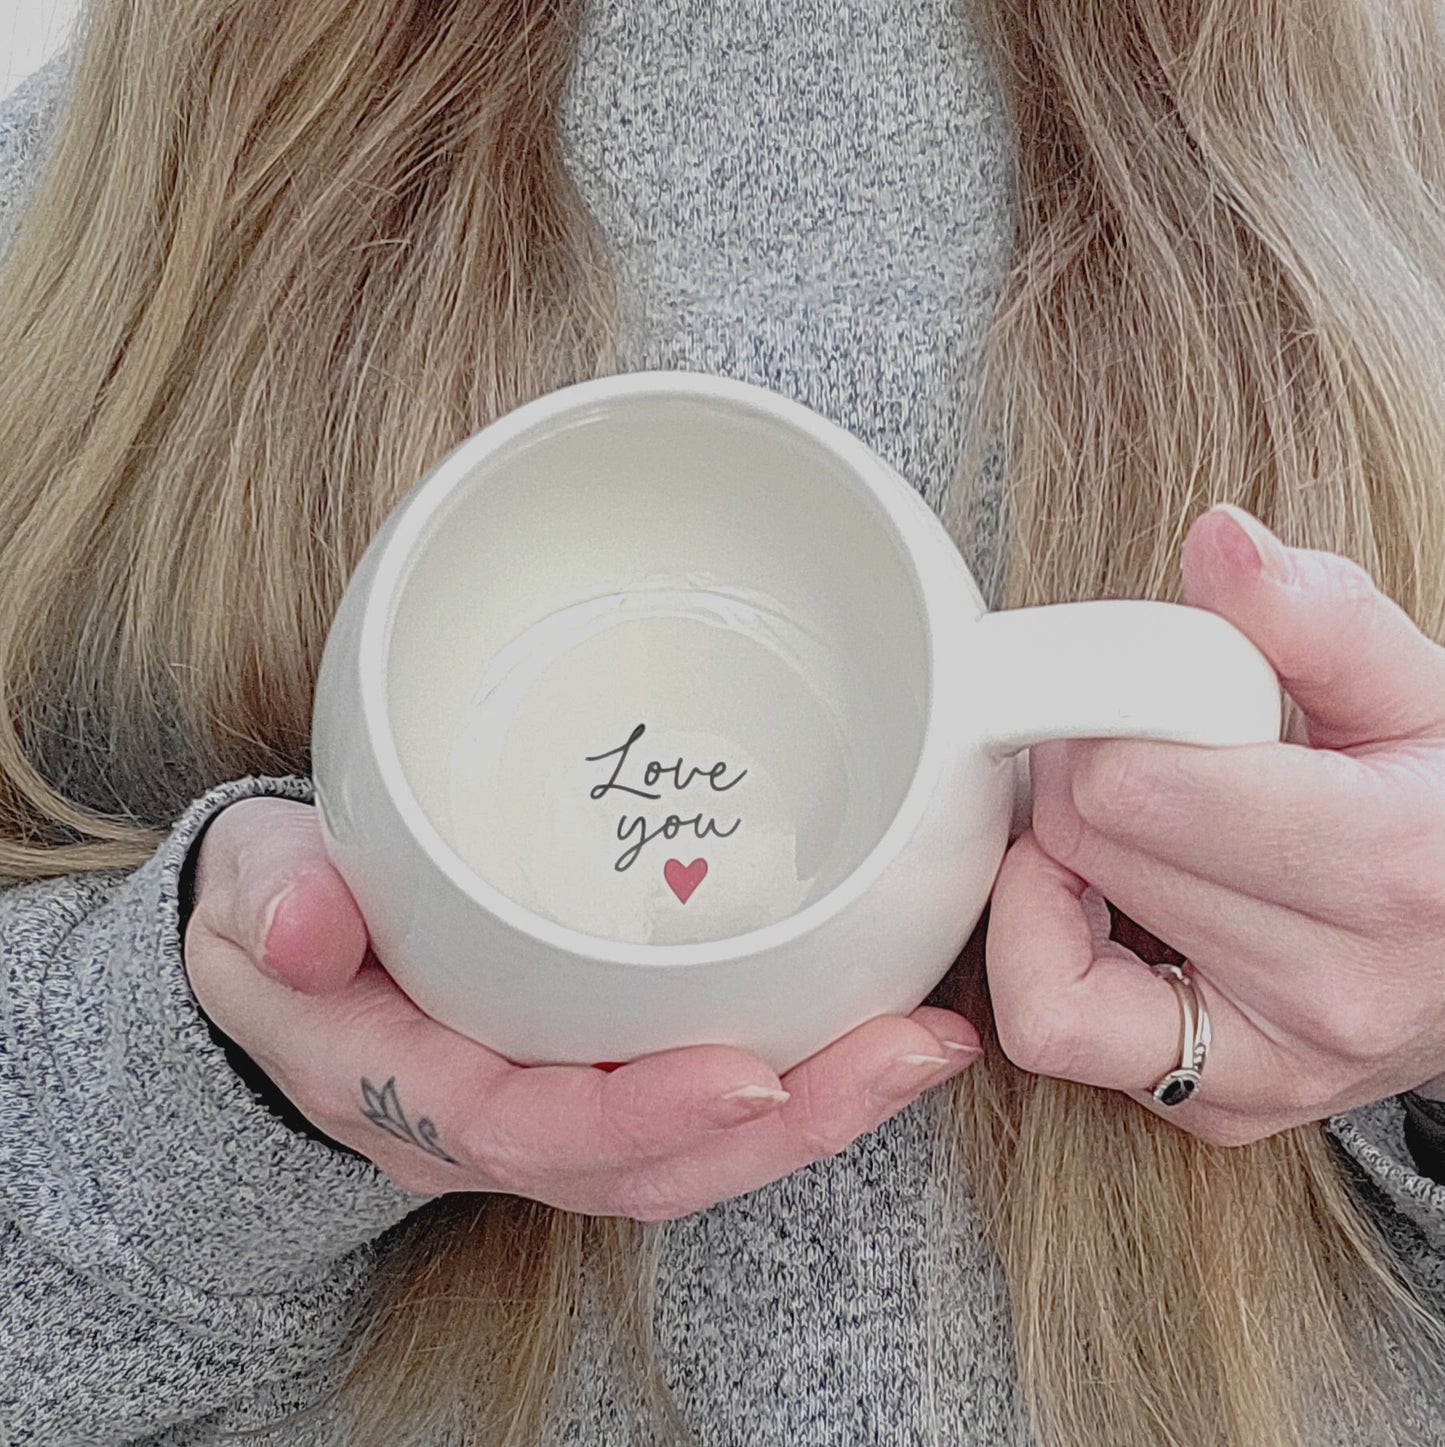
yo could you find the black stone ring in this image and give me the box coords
[1150,962,1211,1108]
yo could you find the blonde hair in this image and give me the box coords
[3,0,1445,1442]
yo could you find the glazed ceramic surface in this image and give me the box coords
[312,372,1281,1072]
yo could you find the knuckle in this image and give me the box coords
[1069,742,1176,841]
[180,916,223,1001]
[1289,557,1377,690]
[590,1070,685,1169]
[194,799,251,873]
[1029,777,1088,867]
[208,798,299,881]
[611,1169,696,1223]
[1331,555,1379,612]
[1292,982,1401,1065]
[599,1070,670,1160]
[995,997,1084,1079]
[796,1120,860,1163]
[787,1077,862,1163]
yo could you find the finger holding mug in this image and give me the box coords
[184,796,981,1210]
[987,508,1445,1146]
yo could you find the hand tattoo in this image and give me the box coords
[360,1076,458,1164]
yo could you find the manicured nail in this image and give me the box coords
[1210,504,1295,585]
[717,1083,790,1124]
[939,1039,980,1055]
[255,885,295,969]
[878,1052,952,1100]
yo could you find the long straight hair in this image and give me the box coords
[3,0,1445,1442]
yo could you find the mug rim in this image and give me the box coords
[358,370,972,967]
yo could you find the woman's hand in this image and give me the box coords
[182,800,979,1215]
[988,504,1445,1146]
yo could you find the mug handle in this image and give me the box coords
[973,600,1283,759]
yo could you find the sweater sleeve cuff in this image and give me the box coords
[1329,1097,1445,1250]
[1,775,432,1323]
[175,791,373,1163]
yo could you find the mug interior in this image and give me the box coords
[385,389,931,947]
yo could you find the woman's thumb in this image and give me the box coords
[1180,504,1445,751]
[192,796,369,995]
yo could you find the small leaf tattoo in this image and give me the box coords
[360,1076,458,1165]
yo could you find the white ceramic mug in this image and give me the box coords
[312,371,1280,1074]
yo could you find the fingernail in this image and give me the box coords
[717,1083,790,1125]
[880,1052,951,1098]
[255,885,295,970]
[939,1039,980,1056]
[1210,504,1295,586]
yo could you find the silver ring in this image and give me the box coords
[1150,961,1211,1107]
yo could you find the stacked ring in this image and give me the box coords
[1150,962,1211,1107]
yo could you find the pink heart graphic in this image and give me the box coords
[664,858,708,904]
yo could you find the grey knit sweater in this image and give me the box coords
[4,6,1445,1444]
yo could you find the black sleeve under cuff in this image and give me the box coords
[1400,1091,1445,1186]
[177,806,371,1164]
